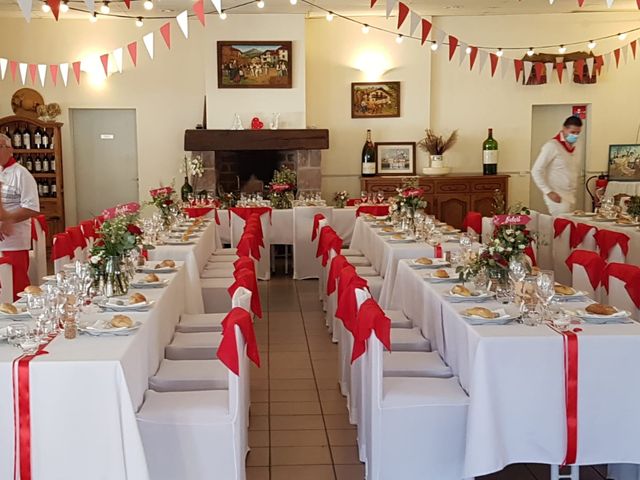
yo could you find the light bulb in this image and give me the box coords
[89,11,98,22]
[143,0,153,10]
[558,45,567,54]
[219,11,227,19]
[326,12,334,21]
[496,48,504,57]
[430,42,439,51]
[588,40,596,50]
[256,0,265,8]
[41,1,51,13]
[361,24,369,34]
[100,1,110,14]
[465,46,472,54]
[289,0,297,4]
[618,32,627,41]
[527,48,534,57]
[135,16,143,27]
[396,34,403,44]
[60,0,69,13]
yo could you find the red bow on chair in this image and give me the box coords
[228,269,262,319]
[244,223,265,248]
[80,220,97,240]
[553,218,575,239]
[327,254,349,296]
[51,233,74,261]
[234,256,255,275]
[230,207,272,222]
[236,233,261,260]
[570,223,598,249]
[565,250,605,290]
[351,298,391,363]
[462,211,482,235]
[66,226,87,250]
[602,263,640,309]
[594,229,630,260]
[30,215,48,242]
[311,213,325,241]
[316,226,343,267]
[335,267,369,333]
[217,307,261,375]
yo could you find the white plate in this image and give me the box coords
[575,308,630,321]
[592,217,617,222]
[388,238,417,244]
[42,275,57,282]
[130,279,169,289]
[410,258,450,269]
[440,228,461,234]
[164,240,196,246]
[82,320,142,336]
[137,266,176,274]
[444,289,494,302]
[422,272,457,283]
[0,307,31,320]
[572,212,597,218]
[615,222,640,228]
[102,300,155,311]
[553,290,589,301]
[460,308,516,325]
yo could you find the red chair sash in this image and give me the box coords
[30,215,48,242]
[553,218,574,238]
[316,226,343,267]
[66,226,87,250]
[234,256,255,275]
[327,254,349,296]
[311,214,325,241]
[524,245,537,267]
[602,263,640,309]
[351,298,391,363]
[228,269,262,319]
[462,211,482,235]
[335,268,369,333]
[570,223,598,249]
[356,205,389,217]
[230,207,272,223]
[245,213,264,241]
[217,307,261,375]
[79,220,97,240]
[236,233,261,260]
[51,233,74,261]
[244,224,265,248]
[594,229,630,260]
[565,250,605,290]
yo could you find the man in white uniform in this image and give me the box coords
[531,115,583,216]
[0,133,40,299]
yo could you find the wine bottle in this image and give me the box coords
[42,155,49,172]
[34,156,42,173]
[482,128,498,175]
[42,129,50,149]
[361,129,376,177]
[34,127,42,149]
[50,155,56,172]
[12,126,22,149]
[37,182,43,197]
[42,181,50,197]
[51,181,57,197]
[25,155,33,172]
[22,125,31,150]
[181,176,194,202]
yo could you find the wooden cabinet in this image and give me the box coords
[361,173,509,229]
[0,115,65,248]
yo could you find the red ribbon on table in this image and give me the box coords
[316,226,343,267]
[335,267,369,334]
[51,232,74,261]
[13,335,56,480]
[602,262,640,309]
[66,226,87,250]
[230,207,272,223]
[217,307,261,375]
[565,250,605,290]
[554,218,575,239]
[236,233,261,260]
[462,211,482,235]
[356,205,389,217]
[327,254,349,296]
[311,213,325,241]
[594,229,630,260]
[228,268,262,319]
[351,298,391,363]
[570,223,598,249]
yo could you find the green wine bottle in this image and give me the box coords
[181,176,193,202]
[482,128,498,175]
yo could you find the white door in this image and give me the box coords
[71,109,139,221]
[530,104,588,213]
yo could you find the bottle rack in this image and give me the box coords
[0,115,65,248]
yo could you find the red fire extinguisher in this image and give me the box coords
[586,173,609,210]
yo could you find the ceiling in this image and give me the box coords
[2,0,640,20]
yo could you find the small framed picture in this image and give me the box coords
[217,41,292,89]
[351,81,400,118]
[608,144,640,181]
[375,142,416,176]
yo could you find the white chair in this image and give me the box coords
[52,233,73,275]
[565,250,605,302]
[201,277,235,313]
[230,209,271,281]
[481,217,495,244]
[573,222,598,251]
[0,258,14,303]
[536,213,554,271]
[293,206,333,280]
[176,313,228,333]
[595,229,629,264]
[604,263,640,321]
[28,217,47,285]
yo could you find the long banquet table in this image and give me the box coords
[0,263,189,480]
[389,259,640,477]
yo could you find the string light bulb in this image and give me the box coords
[41,1,51,13]
[558,45,567,54]
[430,41,439,51]
[326,11,334,21]
[618,32,627,41]
[60,0,69,13]
[100,1,110,14]
[135,16,143,27]
[143,0,153,10]
[588,40,596,50]
[496,48,504,57]
[256,0,265,8]
[219,10,227,19]
[465,46,472,54]
[361,24,369,34]
[396,34,403,44]
[89,11,98,22]
[289,0,297,4]
[527,47,535,57]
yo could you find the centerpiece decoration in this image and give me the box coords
[180,154,204,202]
[269,166,296,209]
[334,191,349,209]
[90,202,144,297]
[149,185,177,228]
[418,128,458,175]
[389,178,427,232]
[626,195,640,221]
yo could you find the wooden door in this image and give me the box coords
[437,194,470,228]
[471,193,495,217]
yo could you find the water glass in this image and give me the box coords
[521,302,542,326]
[376,190,385,204]
[7,323,28,347]
[18,329,41,354]
[360,191,368,204]
[536,270,556,320]
[472,269,489,294]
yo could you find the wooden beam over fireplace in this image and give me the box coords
[184,129,330,151]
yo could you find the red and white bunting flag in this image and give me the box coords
[49,0,61,20]
[545,62,553,83]
[409,10,421,36]
[143,32,154,59]
[371,0,377,6]
[0,58,7,80]
[16,0,32,22]
[420,19,432,45]
[210,0,221,14]
[621,44,629,64]
[489,52,499,76]
[433,27,446,46]
[28,63,37,84]
[193,0,205,26]
[614,48,621,67]
[630,40,637,59]
[555,62,564,83]
[49,64,59,85]
[577,0,585,5]
[160,22,171,49]
[500,55,512,79]
[9,60,18,81]
[595,55,604,75]
[37,64,46,86]
[574,58,585,81]
[19,63,28,85]
[458,42,468,66]
[124,0,130,7]
[469,46,478,70]
[60,63,69,86]
[514,59,524,82]
[72,61,81,84]
[477,49,489,74]
[566,61,575,81]
[113,47,123,73]
[176,10,189,38]
[100,53,109,77]
[637,0,640,8]
[397,2,409,28]
[448,35,458,61]
[385,0,397,18]
[84,0,94,12]
[128,41,138,66]
[586,57,594,77]
[606,0,614,6]
[523,61,533,82]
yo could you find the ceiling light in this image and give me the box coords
[289,0,297,4]
[219,11,227,19]
[41,1,51,13]
[89,11,98,22]
[430,41,439,51]
[361,24,369,34]
[618,32,627,41]
[60,0,69,13]
[465,46,472,54]
[256,0,265,8]
[396,34,403,44]
[100,1,110,14]
[143,0,153,10]
[496,48,503,57]
[558,45,567,54]
[588,40,596,50]
[326,12,334,21]
[135,16,143,27]
[527,47,535,57]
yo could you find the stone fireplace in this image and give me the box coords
[183,129,329,195]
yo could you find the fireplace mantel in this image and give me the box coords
[184,129,330,151]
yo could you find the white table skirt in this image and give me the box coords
[0,266,187,480]
[390,259,640,477]
[606,181,640,198]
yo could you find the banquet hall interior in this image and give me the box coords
[2,0,640,479]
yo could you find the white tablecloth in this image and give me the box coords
[606,181,640,198]
[0,266,188,480]
[148,219,219,313]
[390,259,640,477]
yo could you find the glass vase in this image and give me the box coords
[104,256,129,298]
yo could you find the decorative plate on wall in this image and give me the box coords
[11,88,45,119]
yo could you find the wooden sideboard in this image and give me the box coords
[361,174,509,229]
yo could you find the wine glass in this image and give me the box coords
[536,270,556,320]
[472,268,489,294]
[26,294,47,342]
[7,323,28,348]
[376,190,385,204]
[360,191,368,205]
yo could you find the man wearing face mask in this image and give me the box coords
[532,115,583,216]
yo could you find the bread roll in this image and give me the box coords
[382,227,395,233]
[415,257,433,266]
[144,273,160,283]
[452,285,472,297]
[0,303,18,314]
[616,217,633,225]
[129,293,147,305]
[573,210,585,215]
[24,285,42,295]
[554,284,576,296]
[464,307,497,319]
[160,259,176,268]
[111,315,133,328]
[433,269,450,279]
[585,303,617,316]
[392,233,405,240]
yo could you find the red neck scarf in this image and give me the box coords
[3,157,17,170]
[554,133,575,153]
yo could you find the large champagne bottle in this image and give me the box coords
[482,128,498,175]
[361,129,376,177]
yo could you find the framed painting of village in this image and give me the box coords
[217,41,292,89]
[608,144,640,181]
[351,81,400,118]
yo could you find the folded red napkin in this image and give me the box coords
[327,254,349,296]
[66,226,87,250]
[602,262,640,309]
[462,211,482,235]
[79,220,96,240]
[335,267,369,333]
[316,226,343,267]
[356,205,389,217]
[244,224,265,248]
[565,250,605,290]
[553,218,575,239]
[234,256,255,275]
[594,229,630,260]
[236,233,261,260]
[51,232,74,261]
[231,207,272,222]
[571,223,598,249]
[311,213,325,241]
[217,307,261,375]
[228,268,262,319]
[351,298,391,363]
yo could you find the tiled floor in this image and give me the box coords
[246,275,610,480]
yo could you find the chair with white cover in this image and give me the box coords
[462,211,482,237]
[536,213,554,271]
[201,277,235,313]
[352,289,469,479]
[603,263,640,320]
[294,206,333,280]
[572,222,598,252]
[565,250,605,302]
[66,226,88,262]
[552,218,574,285]
[51,232,73,274]
[28,216,47,285]
[481,216,495,244]
[230,208,271,280]
[595,229,630,264]
[137,302,257,480]
[0,258,14,303]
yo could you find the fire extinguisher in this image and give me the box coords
[586,173,609,210]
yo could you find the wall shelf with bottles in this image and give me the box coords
[0,115,65,248]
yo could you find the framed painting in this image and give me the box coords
[351,81,400,118]
[375,142,416,176]
[217,41,292,89]
[608,144,640,181]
